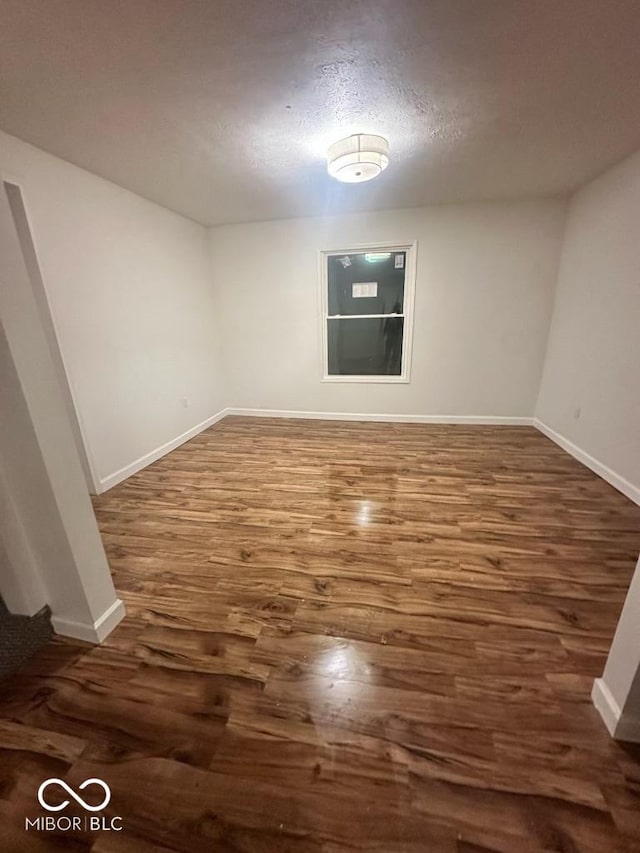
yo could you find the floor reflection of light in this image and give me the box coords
[356,501,371,526]
[315,641,371,681]
[307,642,377,728]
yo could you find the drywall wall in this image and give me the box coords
[208,200,566,417]
[5,181,96,492]
[0,319,49,615]
[536,149,640,501]
[0,186,122,640]
[593,555,640,742]
[0,130,226,491]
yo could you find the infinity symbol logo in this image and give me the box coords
[37,778,111,812]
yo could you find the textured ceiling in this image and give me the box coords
[1,0,640,226]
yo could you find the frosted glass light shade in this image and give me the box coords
[327,134,390,183]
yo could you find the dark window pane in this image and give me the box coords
[327,317,404,376]
[327,252,405,316]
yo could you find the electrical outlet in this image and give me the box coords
[181,396,189,408]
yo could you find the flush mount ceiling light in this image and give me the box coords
[327,134,390,183]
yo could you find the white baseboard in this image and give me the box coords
[96,409,533,493]
[94,409,639,510]
[592,678,640,743]
[534,419,640,506]
[591,678,621,737]
[225,408,534,426]
[51,597,126,645]
[97,408,229,492]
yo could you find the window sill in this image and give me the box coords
[321,375,410,384]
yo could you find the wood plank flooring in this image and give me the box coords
[1,417,640,851]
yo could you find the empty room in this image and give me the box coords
[1,1,640,850]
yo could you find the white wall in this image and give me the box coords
[209,200,565,417]
[0,319,50,615]
[0,186,122,640]
[593,556,640,742]
[536,149,640,501]
[0,130,226,491]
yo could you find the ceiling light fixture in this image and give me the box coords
[327,134,390,183]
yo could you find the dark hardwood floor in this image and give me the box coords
[1,417,640,851]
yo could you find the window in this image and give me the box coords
[320,242,416,382]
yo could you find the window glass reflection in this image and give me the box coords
[327,317,404,376]
[327,252,406,317]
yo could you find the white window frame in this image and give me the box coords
[318,241,417,383]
